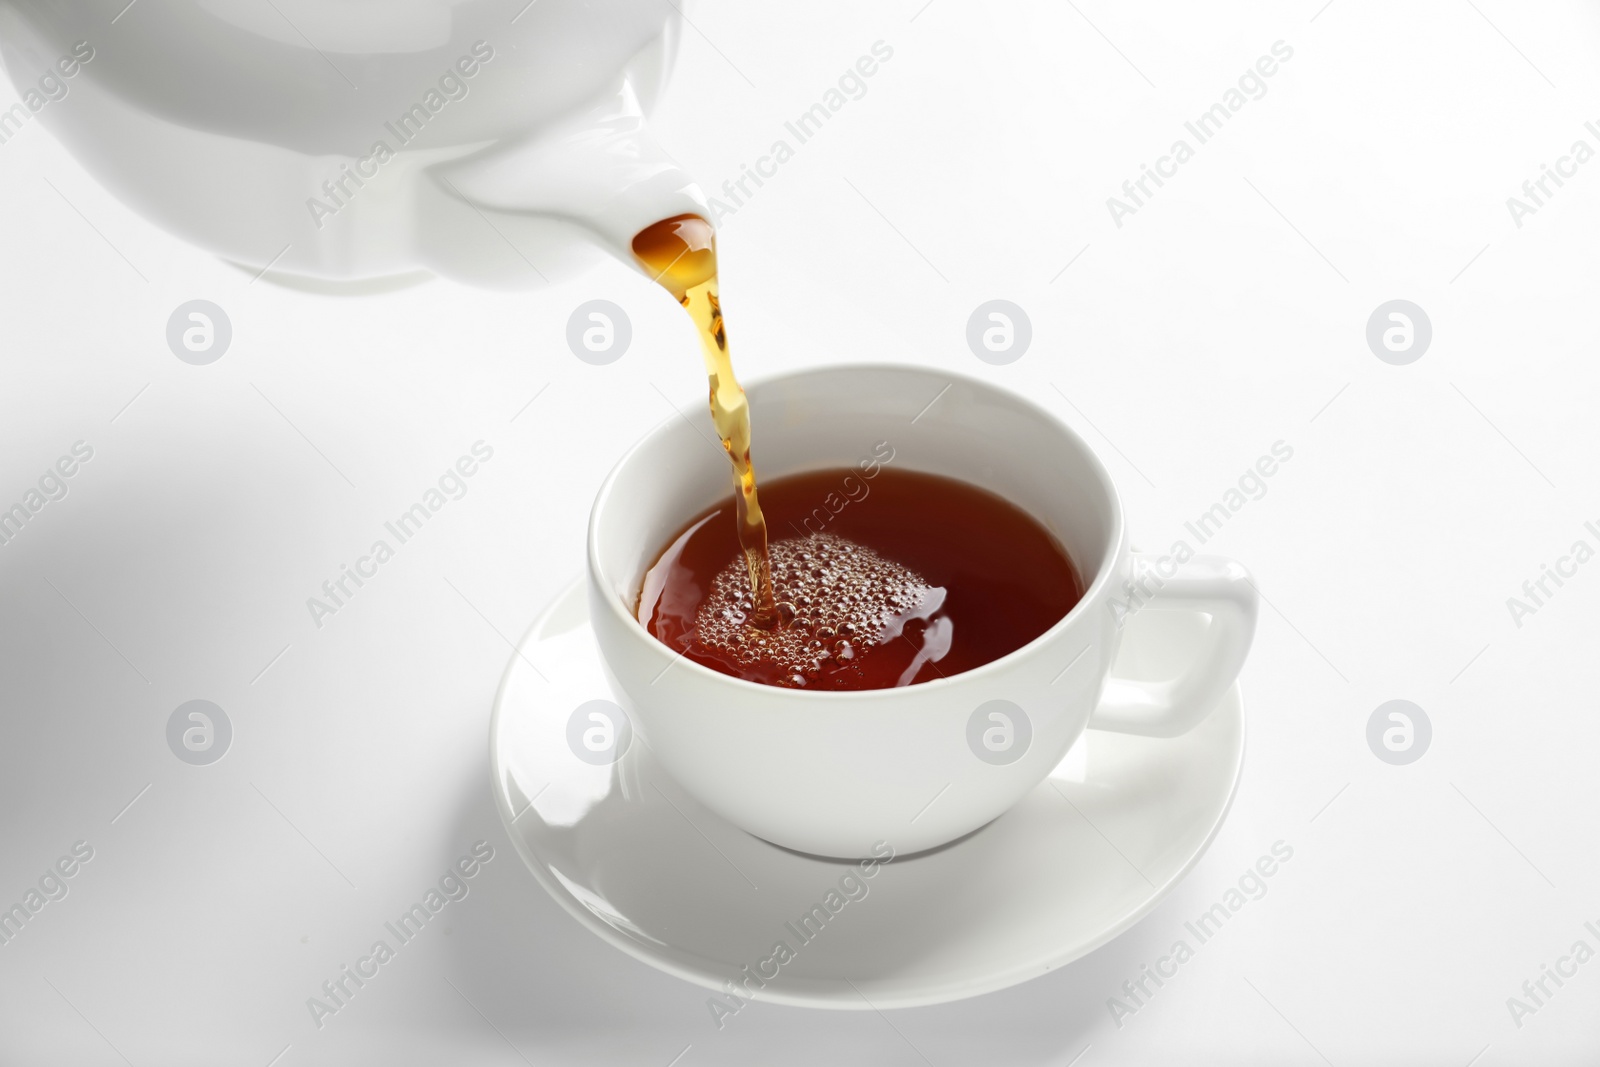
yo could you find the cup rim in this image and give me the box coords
[587,362,1126,700]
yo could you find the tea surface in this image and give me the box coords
[638,468,1084,689]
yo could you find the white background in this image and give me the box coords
[3,0,1599,1063]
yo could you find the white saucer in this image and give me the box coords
[489,581,1245,1009]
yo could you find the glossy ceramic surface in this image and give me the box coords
[489,580,1246,1009]
[0,0,704,286]
[586,364,1256,856]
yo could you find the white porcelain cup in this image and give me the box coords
[587,364,1258,858]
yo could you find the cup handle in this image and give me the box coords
[1087,555,1259,738]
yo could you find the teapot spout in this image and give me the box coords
[422,81,707,289]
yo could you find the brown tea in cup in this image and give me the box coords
[637,467,1083,689]
[632,214,1081,690]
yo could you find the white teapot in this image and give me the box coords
[0,0,707,289]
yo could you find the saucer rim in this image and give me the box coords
[488,580,1247,1010]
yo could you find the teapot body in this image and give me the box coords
[0,0,703,288]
